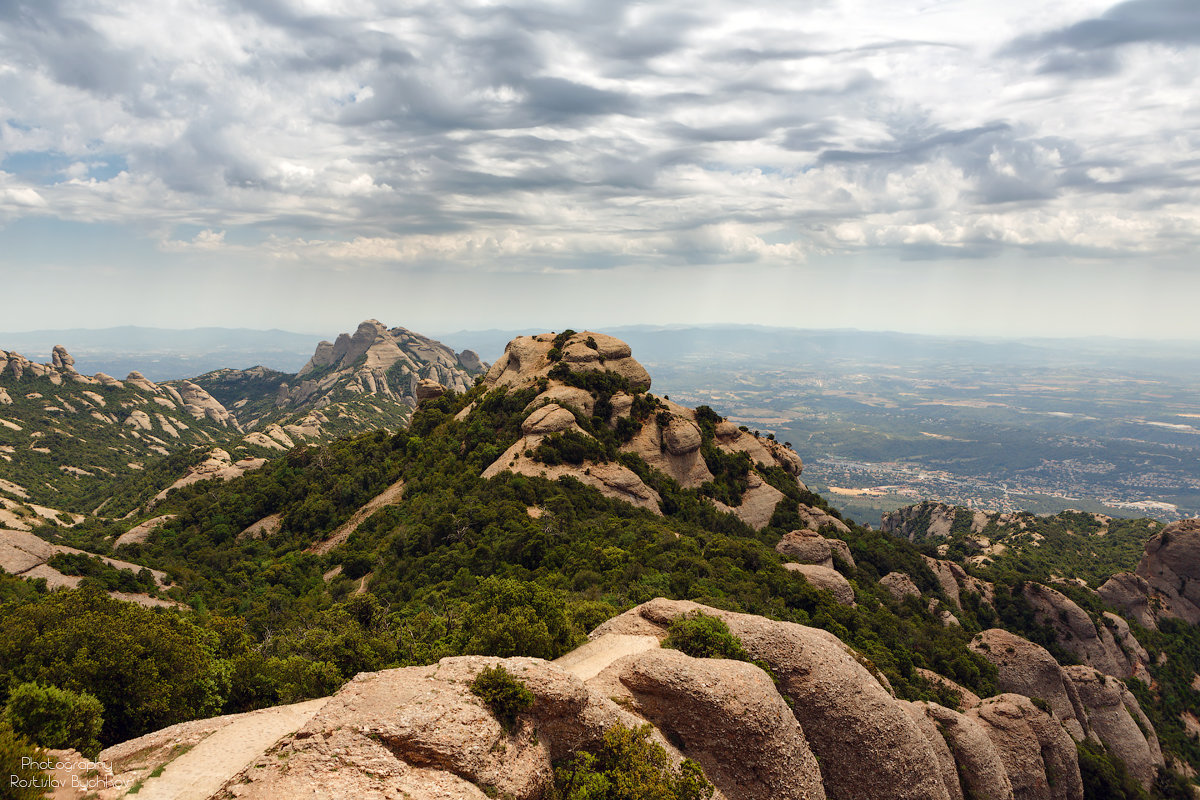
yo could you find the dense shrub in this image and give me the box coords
[663,613,751,661]
[553,723,714,800]
[5,682,104,759]
[470,665,534,730]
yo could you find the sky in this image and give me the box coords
[1,0,1198,339]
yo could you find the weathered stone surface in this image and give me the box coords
[882,501,960,541]
[51,345,75,371]
[415,378,446,402]
[776,529,855,569]
[526,385,595,416]
[458,349,484,372]
[880,571,921,602]
[970,694,1084,800]
[115,514,177,548]
[1063,665,1163,789]
[784,563,857,607]
[1022,582,1139,678]
[622,410,714,488]
[612,648,827,800]
[901,701,965,800]
[795,504,851,535]
[916,668,982,710]
[923,554,995,608]
[521,404,582,435]
[599,598,953,800]
[922,701,1016,800]
[969,628,1090,741]
[1098,572,1157,630]
[1137,519,1200,625]
[712,472,785,530]
[485,332,651,392]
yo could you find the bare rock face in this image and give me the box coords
[880,571,921,602]
[776,529,856,569]
[969,628,1090,741]
[526,385,595,416]
[176,381,241,429]
[458,349,485,372]
[415,379,447,402]
[1063,665,1163,790]
[521,403,578,435]
[610,647,827,800]
[923,555,995,608]
[1021,583,1140,678]
[882,501,960,541]
[795,504,851,535]
[485,331,651,391]
[784,563,857,607]
[970,694,1084,800]
[921,702,1015,800]
[599,598,953,800]
[712,471,786,530]
[1098,572,1157,630]
[51,345,76,372]
[901,702,966,800]
[623,407,714,488]
[1136,519,1200,625]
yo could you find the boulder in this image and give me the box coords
[880,572,921,602]
[663,416,702,456]
[784,563,857,607]
[776,529,855,569]
[921,701,1016,800]
[969,694,1084,800]
[1136,519,1200,625]
[51,345,75,372]
[526,385,595,416]
[923,555,995,608]
[901,701,965,800]
[521,404,579,435]
[415,378,447,402]
[458,349,485,372]
[1063,665,1163,790]
[1022,583,1138,678]
[1098,572,1157,630]
[969,628,1090,741]
[795,504,851,535]
[622,410,714,489]
[610,648,827,800]
[602,598,954,800]
[485,332,651,392]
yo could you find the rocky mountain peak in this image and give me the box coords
[484,330,651,391]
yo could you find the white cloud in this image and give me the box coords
[0,0,1197,334]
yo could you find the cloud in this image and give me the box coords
[0,0,1197,285]
[1003,0,1200,75]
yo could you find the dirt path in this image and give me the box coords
[307,478,405,555]
[132,698,327,800]
[553,634,660,681]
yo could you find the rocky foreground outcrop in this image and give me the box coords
[65,598,1104,800]
[478,331,810,529]
[1101,518,1200,628]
